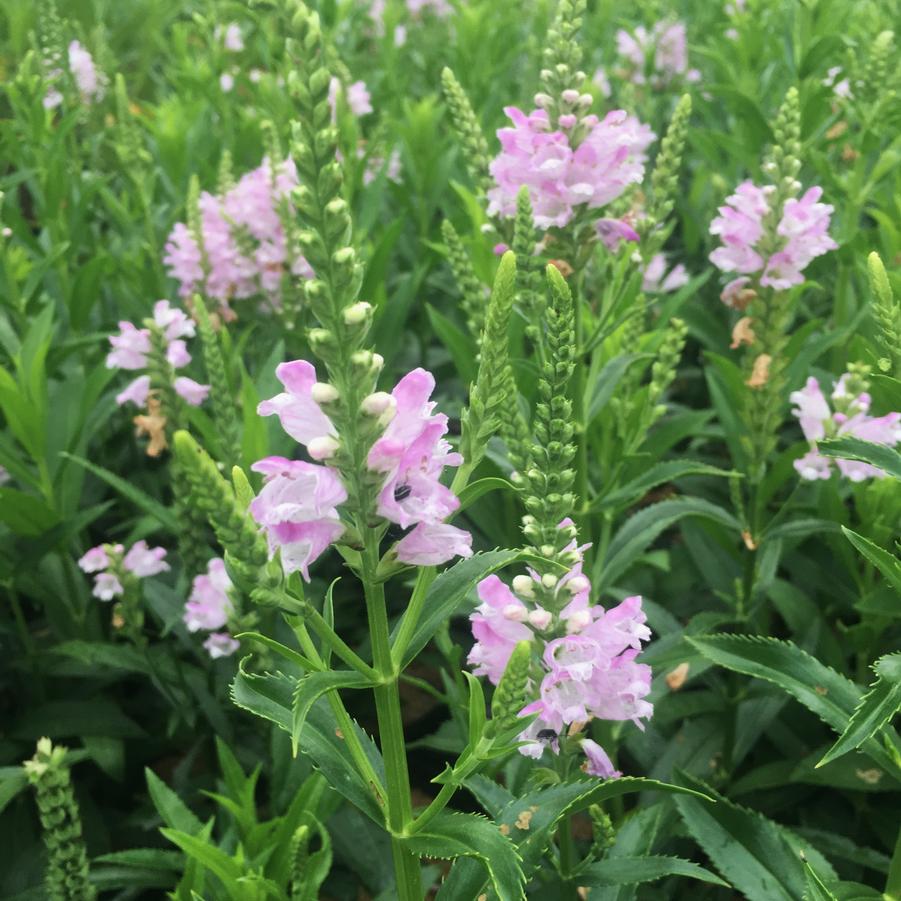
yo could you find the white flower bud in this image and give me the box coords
[343,301,372,325]
[534,92,554,108]
[561,88,580,104]
[540,544,555,558]
[566,609,591,633]
[512,575,535,597]
[529,608,552,630]
[372,353,384,372]
[541,573,557,589]
[567,575,590,595]
[311,382,339,404]
[308,435,339,461]
[351,350,372,368]
[578,93,593,108]
[502,603,527,622]
[480,223,494,234]
[361,391,394,416]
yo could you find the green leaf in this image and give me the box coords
[426,304,478,386]
[817,437,901,480]
[578,855,729,888]
[673,771,835,901]
[598,498,740,590]
[233,632,317,672]
[840,527,901,594]
[145,769,204,835]
[596,460,738,510]
[818,653,901,767]
[61,452,178,531]
[803,858,839,901]
[0,767,28,817]
[291,671,370,755]
[687,635,901,779]
[406,811,524,901]
[394,549,521,667]
[455,477,515,515]
[230,665,385,824]
[463,671,487,749]
[160,828,244,900]
[0,487,59,535]
[93,849,183,872]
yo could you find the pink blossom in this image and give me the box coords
[174,377,211,406]
[720,276,753,309]
[790,377,831,442]
[616,21,698,87]
[204,632,240,658]
[78,546,110,573]
[581,739,622,779]
[257,360,336,447]
[116,375,152,407]
[153,300,195,341]
[123,540,170,577]
[106,322,151,370]
[329,78,373,119]
[184,558,233,632]
[596,218,640,250]
[642,253,689,292]
[467,575,532,684]
[220,72,235,92]
[592,67,612,99]
[93,572,124,601]
[220,23,244,52]
[395,522,473,565]
[488,106,653,230]
[68,41,104,103]
[250,456,346,581]
[794,450,832,481]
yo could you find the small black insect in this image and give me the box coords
[536,729,558,742]
[393,484,412,501]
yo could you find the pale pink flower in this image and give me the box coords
[115,375,151,408]
[174,377,211,406]
[204,632,240,658]
[184,558,233,632]
[257,360,336,447]
[93,572,124,601]
[642,253,689,292]
[221,23,244,52]
[396,522,472,566]
[596,218,640,250]
[592,67,612,99]
[123,540,170,577]
[78,546,110,573]
[581,738,622,779]
[106,322,151,370]
[220,72,235,92]
[790,377,831,442]
[68,41,104,103]
[467,575,532,684]
[249,456,346,581]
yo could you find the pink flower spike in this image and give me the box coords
[184,558,233,632]
[258,360,336,447]
[78,546,110,573]
[107,322,151,370]
[115,375,152,408]
[174,377,211,406]
[581,739,622,779]
[395,522,473,566]
[123,540,170,577]
[204,632,240,658]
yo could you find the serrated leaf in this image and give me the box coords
[578,854,729,888]
[818,653,901,767]
[803,858,839,901]
[456,477,515,515]
[160,829,245,900]
[407,811,524,901]
[393,549,521,667]
[840,527,901,594]
[145,769,204,835]
[687,635,901,778]
[232,632,317,672]
[596,460,738,510]
[673,771,835,901]
[817,437,901,480]
[291,671,370,755]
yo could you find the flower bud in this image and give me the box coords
[343,301,372,325]
[361,391,394,416]
[311,382,339,404]
[567,575,590,594]
[566,609,591,632]
[541,573,557,588]
[308,328,334,348]
[534,92,554,108]
[559,114,577,128]
[540,545,556,558]
[529,607,552,630]
[578,93,593,108]
[502,603,527,622]
[512,574,535,597]
[561,89,580,104]
[308,435,340,461]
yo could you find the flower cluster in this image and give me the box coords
[790,373,901,481]
[183,558,240,658]
[106,300,209,408]
[642,252,689,293]
[710,182,837,296]
[469,524,652,778]
[251,361,471,580]
[78,541,169,600]
[164,157,312,311]
[615,22,700,88]
[488,103,654,230]
[44,40,106,110]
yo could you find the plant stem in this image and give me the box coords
[361,533,421,900]
[886,822,901,900]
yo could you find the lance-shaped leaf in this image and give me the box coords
[578,855,729,888]
[818,653,901,768]
[688,635,901,779]
[840,527,901,594]
[817,436,901,480]
[291,671,370,755]
[406,811,525,901]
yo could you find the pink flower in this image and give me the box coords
[68,41,104,103]
[220,72,235,92]
[257,360,336,448]
[174,376,211,406]
[794,450,832,481]
[467,575,532,684]
[616,21,698,87]
[249,456,346,581]
[204,632,240,658]
[123,540,170,577]
[581,739,622,779]
[78,546,110,573]
[329,78,373,119]
[221,23,244,52]
[790,377,831,442]
[116,375,152,407]
[184,558,233,632]
[107,322,151,370]
[153,300,195,342]
[93,572,124,601]
[396,522,473,566]
[596,218,640,250]
[642,253,689,292]
[592,67,612,99]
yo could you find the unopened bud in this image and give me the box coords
[567,575,590,594]
[561,88,580,104]
[502,604,527,622]
[541,573,557,588]
[534,92,554,108]
[540,545,555,558]
[308,435,339,460]
[343,301,372,325]
[578,93,593,108]
[559,114,577,128]
[566,609,591,632]
[512,574,535,597]
[361,391,394,416]
[529,608,552,630]
[311,382,339,404]
[308,328,334,348]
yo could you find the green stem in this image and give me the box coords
[886,822,901,900]
[303,604,379,681]
[558,815,579,899]
[409,781,458,834]
[361,534,421,900]
[391,567,436,668]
